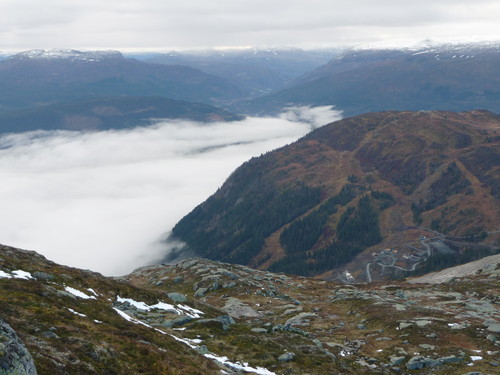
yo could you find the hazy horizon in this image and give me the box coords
[1,1,498,51]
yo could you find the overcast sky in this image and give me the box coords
[0,106,341,275]
[1,0,498,51]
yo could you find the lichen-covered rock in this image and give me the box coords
[408,356,427,370]
[389,356,406,366]
[278,352,295,362]
[486,323,500,333]
[32,271,54,281]
[285,312,317,326]
[222,297,260,318]
[0,318,37,375]
[167,292,187,303]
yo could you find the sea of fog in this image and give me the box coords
[0,106,341,275]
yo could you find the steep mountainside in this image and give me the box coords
[239,43,500,116]
[1,244,499,374]
[0,49,243,113]
[169,110,500,281]
[0,96,241,133]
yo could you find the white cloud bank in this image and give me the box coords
[0,106,341,275]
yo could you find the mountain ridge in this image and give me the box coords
[169,110,500,281]
[0,49,244,113]
[238,43,500,116]
[0,96,241,133]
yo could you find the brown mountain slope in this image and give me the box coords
[170,110,500,281]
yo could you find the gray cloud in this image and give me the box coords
[0,0,498,50]
[0,107,342,275]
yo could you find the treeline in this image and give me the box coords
[412,162,471,224]
[337,195,382,245]
[172,176,322,265]
[279,184,356,254]
[271,194,383,276]
[370,190,395,210]
[268,241,365,276]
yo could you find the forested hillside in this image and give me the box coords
[168,110,500,281]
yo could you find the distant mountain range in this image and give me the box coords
[0,49,244,111]
[169,110,500,281]
[146,48,339,98]
[0,49,248,132]
[239,43,500,116]
[1,43,498,133]
[0,96,241,133]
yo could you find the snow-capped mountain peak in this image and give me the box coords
[9,49,123,62]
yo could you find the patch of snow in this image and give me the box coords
[116,296,151,310]
[150,301,181,313]
[173,327,186,331]
[470,356,482,361]
[344,271,354,281]
[117,296,178,313]
[340,349,351,357]
[168,333,197,349]
[178,304,204,318]
[64,286,97,300]
[93,320,103,324]
[411,50,432,55]
[116,296,204,318]
[113,307,152,328]
[0,270,12,278]
[67,308,87,317]
[12,270,34,279]
[204,353,277,375]
[184,337,203,345]
[113,300,272,375]
[87,288,99,296]
[11,49,122,62]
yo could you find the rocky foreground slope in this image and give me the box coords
[1,244,499,374]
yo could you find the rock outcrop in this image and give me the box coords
[0,318,37,375]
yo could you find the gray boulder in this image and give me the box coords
[285,312,317,327]
[167,292,187,303]
[194,287,209,297]
[406,356,441,370]
[171,316,193,327]
[0,318,37,375]
[439,355,462,364]
[32,271,54,281]
[278,352,295,362]
[222,298,260,318]
[486,334,496,343]
[486,323,500,333]
[389,356,406,366]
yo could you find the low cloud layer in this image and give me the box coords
[0,106,341,275]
